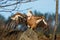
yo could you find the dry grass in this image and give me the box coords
[0,28,60,40]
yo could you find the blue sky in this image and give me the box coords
[0,0,60,19]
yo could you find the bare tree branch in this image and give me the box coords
[0,7,32,12]
[0,1,19,7]
[0,0,37,13]
[0,0,37,7]
[0,0,7,4]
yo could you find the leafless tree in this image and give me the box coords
[0,0,37,13]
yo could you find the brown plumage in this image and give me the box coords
[11,12,25,18]
[10,11,48,30]
[11,12,27,24]
[27,15,46,29]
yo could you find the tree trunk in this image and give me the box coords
[53,0,59,40]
